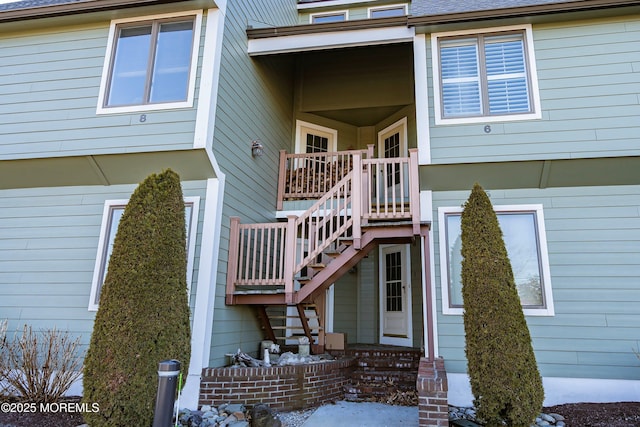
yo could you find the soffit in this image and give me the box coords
[0,149,216,190]
[419,156,640,191]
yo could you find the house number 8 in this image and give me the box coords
[139,114,147,123]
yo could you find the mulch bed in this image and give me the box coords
[0,398,639,427]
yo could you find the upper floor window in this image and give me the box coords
[431,25,541,125]
[438,204,554,316]
[88,197,200,310]
[310,10,348,23]
[368,4,407,18]
[97,11,203,114]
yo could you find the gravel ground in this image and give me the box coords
[276,407,316,427]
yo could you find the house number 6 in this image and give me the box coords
[484,125,491,133]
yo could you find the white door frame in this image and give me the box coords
[295,120,338,154]
[379,243,413,347]
[377,117,407,158]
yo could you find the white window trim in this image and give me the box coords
[96,10,203,115]
[88,197,200,311]
[294,120,338,154]
[438,204,554,316]
[431,24,542,125]
[367,3,408,18]
[309,10,349,23]
[298,0,375,9]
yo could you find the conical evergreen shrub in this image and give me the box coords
[83,169,191,427]
[460,183,544,426]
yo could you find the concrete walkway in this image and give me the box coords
[301,401,419,427]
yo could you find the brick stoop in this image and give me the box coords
[338,346,422,402]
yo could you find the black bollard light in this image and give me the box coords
[153,359,181,427]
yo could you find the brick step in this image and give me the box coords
[354,357,420,370]
[343,380,416,401]
[351,370,418,384]
[346,350,422,360]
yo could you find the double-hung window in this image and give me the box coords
[438,204,554,316]
[97,11,202,114]
[432,25,541,124]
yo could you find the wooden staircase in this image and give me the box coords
[225,149,426,340]
[256,303,322,346]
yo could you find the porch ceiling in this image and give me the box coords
[0,148,217,190]
[419,156,640,191]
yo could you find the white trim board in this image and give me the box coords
[248,26,415,56]
[447,373,640,407]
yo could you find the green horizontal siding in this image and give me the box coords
[428,15,640,164]
[0,181,206,354]
[207,0,297,368]
[433,185,640,380]
[0,15,206,160]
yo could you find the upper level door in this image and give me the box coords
[377,118,408,199]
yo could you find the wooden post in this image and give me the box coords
[409,148,420,236]
[351,152,362,250]
[283,215,297,304]
[226,217,241,305]
[277,150,287,211]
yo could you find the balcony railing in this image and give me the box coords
[277,146,373,210]
[227,149,420,304]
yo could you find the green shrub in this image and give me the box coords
[460,183,544,426]
[82,169,191,427]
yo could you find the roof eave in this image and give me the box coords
[408,0,640,30]
[0,0,217,23]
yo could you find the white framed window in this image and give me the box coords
[310,10,348,23]
[438,204,554,316]
[368,4,407,18]
[88,197,200,311]
[431,24,541,125]
[96,10,203,114]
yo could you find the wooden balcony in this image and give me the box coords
[226,148,422,307]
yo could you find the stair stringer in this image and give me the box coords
[293,224,419,304]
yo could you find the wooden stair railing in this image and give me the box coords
[226,149,421,305]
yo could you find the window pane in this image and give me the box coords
[498,213,543,306]
[150,20,194,103]
[108,26,152,106]
[442,81,481,116]
[312,13,346,23]
[485,36,530,114]
[440,41,481,117]
[445,214,463,306]
[370,7,405,18]
[446,211,544,308]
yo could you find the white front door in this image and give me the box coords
[379,244,412,347]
